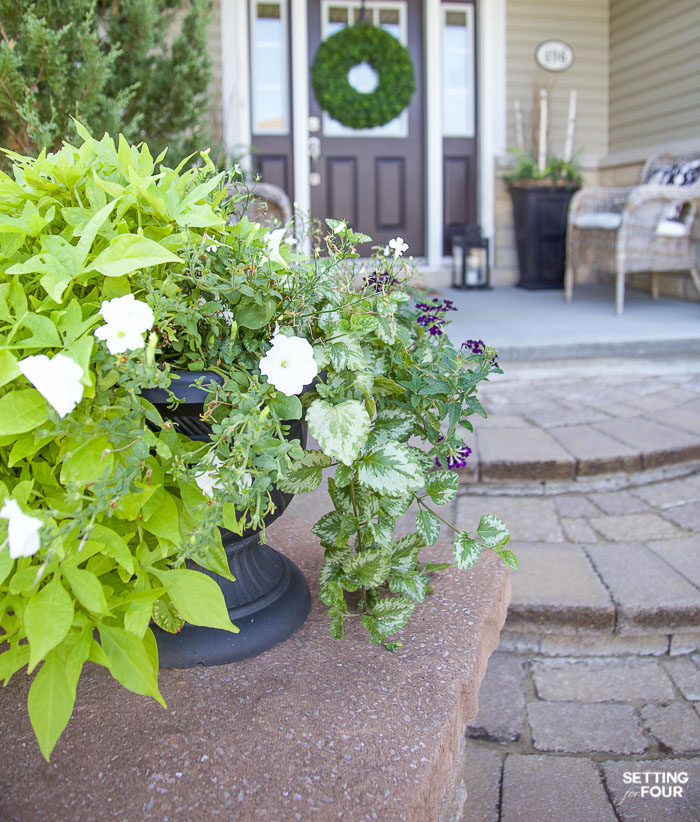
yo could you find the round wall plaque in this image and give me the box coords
[535,40,574,73]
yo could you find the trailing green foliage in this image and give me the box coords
[311,23,415,129]
[0,0,212,164]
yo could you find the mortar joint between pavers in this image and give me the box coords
[580,546,621,635]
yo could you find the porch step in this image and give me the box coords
[454,355,700,490]
[499,540,700,657]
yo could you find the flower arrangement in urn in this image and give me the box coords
[0,125,512,760]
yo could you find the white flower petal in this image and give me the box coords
[18,353,84,418]
[259,334,318,397]
[95,323,146,354]
[0,499,42,559]
[265,228,289,269]
[388,236,409,259]
[99,294,154,335]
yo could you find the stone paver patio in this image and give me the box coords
[441,355,700,822]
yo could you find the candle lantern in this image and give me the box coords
[451,224,490,289]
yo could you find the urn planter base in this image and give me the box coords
[154,532,311,668]
[141,371,311,668]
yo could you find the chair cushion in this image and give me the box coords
[572,212,622,230]
[656,219,690,238]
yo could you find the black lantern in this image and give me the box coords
[451,224,490,289]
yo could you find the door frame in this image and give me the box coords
[220,0,506,266]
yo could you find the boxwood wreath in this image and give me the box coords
[311,23,415,129]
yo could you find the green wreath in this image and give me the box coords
[311,23,415,129]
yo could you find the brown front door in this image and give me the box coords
[307,1,425,255]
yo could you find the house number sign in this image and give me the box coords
[535,40,574,73]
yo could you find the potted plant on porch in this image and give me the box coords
[507,88,583,288]
[0,126,513,761]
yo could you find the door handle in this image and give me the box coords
[308,136,321,186]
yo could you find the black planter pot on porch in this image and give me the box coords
[141,371,311,668]
[508,184,579,289]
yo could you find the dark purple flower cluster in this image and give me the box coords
[415,297,457,336]
[462,338,485,354]
[435,444,472,469]
[434,434,472,468]
[364,269,397,291]
[462,338,499,368]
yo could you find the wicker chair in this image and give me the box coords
[565,150,700,315]
[227,181,293,228]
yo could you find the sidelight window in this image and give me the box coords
[442,5,475,137]
[251,0,289,134]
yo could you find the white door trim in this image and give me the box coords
[221,0,252,170]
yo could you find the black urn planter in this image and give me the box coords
[141,371,311,668]
[508,184,579,289]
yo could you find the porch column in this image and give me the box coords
[221,0,252,170]
[478,0,507,251]
[425,0,443,268]
[291,0,311,242]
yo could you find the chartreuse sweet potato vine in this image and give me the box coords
[0,125,512,761]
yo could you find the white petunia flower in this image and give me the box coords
[265,228,289,269]
[18,353,84,418]
[94,294,155,355]
[388,237,409,260]
[195,455,223,499]
[0,499,42,559]
[259,333,318,397]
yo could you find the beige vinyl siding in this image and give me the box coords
[609,0,700,153]
[506,0,609,161]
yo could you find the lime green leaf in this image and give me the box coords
[20,313,62,348]
[143,491,181,546]
[425,469,460,505]
[0,350,20,388]
[415,510,441,546]
[87,525,134,575]
[150,568,239,634]
[89,234,183,277]
[25,578,75,672]
[0,389,48,435]
[278,450,332,494]
[63,567,109,614]
[60,435,114,485]
[27,654,75,761]
[499,549,519,569]
[454,532,482,570]
[357,443,424,495]
[343,549,391,587]
[476,514,509,548]
[306,399,370,466]
[0,544,12,585]
[75,199,119,267]
[98,624,165,706]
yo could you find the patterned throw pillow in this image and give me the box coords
[645,159,700,221]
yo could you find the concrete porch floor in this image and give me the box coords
[437,283,700,360]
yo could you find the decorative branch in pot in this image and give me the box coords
[0,126,512,761]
